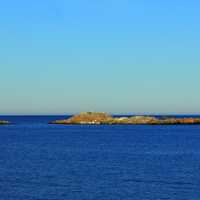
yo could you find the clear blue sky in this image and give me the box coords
[0,0,200,114]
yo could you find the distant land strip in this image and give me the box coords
[50,112,200,125]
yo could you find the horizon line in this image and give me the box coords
[0,112,200,116]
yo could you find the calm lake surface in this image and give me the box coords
[0,116,200,200]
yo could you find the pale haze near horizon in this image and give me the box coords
[0,0,200,115]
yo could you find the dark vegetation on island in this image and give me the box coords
[50,112,200,125]
[0,120,10,125]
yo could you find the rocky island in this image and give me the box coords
[50,112,200,125]
[0,120,10,125]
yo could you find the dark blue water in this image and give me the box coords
[0,116,200,200]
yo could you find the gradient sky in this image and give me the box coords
[0,0,200,114]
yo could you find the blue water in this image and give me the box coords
[0,116,200,200]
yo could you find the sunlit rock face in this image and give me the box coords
[158,118,200,124]
[50,112,113,124]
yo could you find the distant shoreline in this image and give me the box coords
[50,112,200,125]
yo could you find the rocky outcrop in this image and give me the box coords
[157,117,200,125]
[0,120,10,125]
[51,112,114,124]
[50,112,200,125]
